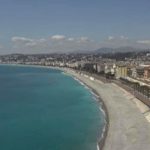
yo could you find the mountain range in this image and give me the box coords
[94,46,149,54]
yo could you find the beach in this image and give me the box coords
[64,68,150,150]
[2,64,150,150]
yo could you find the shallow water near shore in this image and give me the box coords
[0,65,105,150]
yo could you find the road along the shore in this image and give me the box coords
[64,69,150,150]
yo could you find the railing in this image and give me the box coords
[75,69,150,107]
[114,79,150,107]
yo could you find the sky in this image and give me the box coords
[0,0,150,54]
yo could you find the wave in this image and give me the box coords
[97,144,100,150]
[73,76,107,150]
[63,71,107,150]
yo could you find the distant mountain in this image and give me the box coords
[95,47,114,53]
[94,46,147,54]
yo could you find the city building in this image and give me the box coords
[136,67,144,78]
[115,64,127,79]
[144,67,150,79]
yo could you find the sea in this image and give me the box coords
[0,65,105,150]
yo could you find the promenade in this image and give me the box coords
[66,69,150,150]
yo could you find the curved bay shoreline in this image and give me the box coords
[0,64,107,150]
[63,68,150,150]
[1,64,150,150]
[65,72,109,150]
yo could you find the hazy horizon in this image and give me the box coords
[0,0,150,54]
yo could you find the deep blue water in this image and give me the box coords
[0,65,105,150]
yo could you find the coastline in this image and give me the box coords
[0,64,108,150]
[2,64,150,150]
[63,68,150,150]
[0,63,60,70]
[65,71,109,150]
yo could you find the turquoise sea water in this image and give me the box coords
[0,65,105,150]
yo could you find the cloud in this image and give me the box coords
[51,35,66,40]
[120,35,128,40]
[108,36,115,41]
[136,40,150,44]
[106,35,128,46]
[107,35,128,41]
[25,42,37,47]
[11,37,47,48]
[10,35,97,53]
[9,35,150,54]
[67,37,75,41]
[77,37,90,43]
[11,37,33,44]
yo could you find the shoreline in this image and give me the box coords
[63,68,150,150]
[0,64,108,150]
[68,73,109,150]
[1,64,150,150]
[1,64,108,150]
[0,63,60,70]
